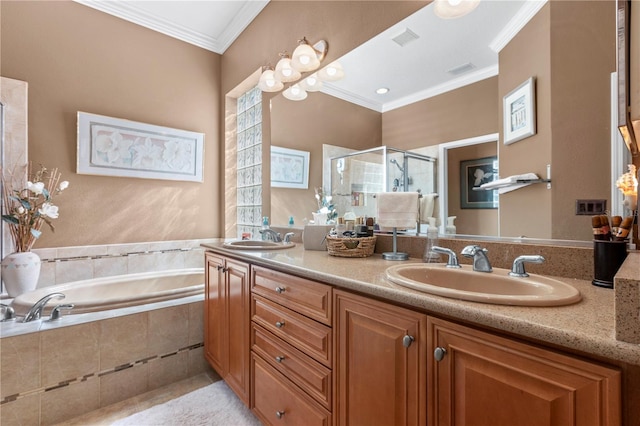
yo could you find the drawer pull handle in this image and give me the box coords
[402,334,415,348]
[276,410,285,419]
[275,321,285,328]
[275,286,286,294]
[275,356,285,363]
[434,346,447,361]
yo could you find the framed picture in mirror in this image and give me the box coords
[503,77,536,145]
[271,146,310,189]
[460,156,498,209]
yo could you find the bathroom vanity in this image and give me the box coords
[203,242,638,425]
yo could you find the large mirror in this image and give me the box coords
[269,0,634,244]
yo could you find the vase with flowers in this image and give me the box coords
[1,164,68,297]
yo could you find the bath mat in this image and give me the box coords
[111,380,261,426]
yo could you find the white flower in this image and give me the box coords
[39,203,59,219]
[17,206,25,215]
[58,181,69,191]
[27,181,45,195]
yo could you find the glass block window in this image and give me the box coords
[236,86,263,239]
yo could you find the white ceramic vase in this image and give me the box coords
[1,252,41,297]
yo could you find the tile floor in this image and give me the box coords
[54,371,222,426]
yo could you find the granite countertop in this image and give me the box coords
[203,241,640,366]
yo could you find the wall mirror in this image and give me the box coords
[269,0,633,244]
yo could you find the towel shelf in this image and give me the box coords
[472,179,551,191]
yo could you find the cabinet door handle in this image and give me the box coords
[275,356,286,363]
[275,286,286,294]
[276,410,285,419]
[216,265,223,271]
[402,334,415,348]
[434,346,447,361]
[275,321,285,328]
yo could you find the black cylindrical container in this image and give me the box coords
[592,240,628,288]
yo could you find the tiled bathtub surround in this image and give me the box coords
[0,301,209,426]
[25,239,213,291]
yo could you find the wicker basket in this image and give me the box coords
[326,235,377,258]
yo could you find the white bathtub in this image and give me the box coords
[10,268,204,316]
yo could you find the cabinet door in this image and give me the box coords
[204,252,226,375]
[428,317,621,426]
[334,290,427,426]
[225,258,251,405]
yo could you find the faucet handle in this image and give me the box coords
[1,303,16,322]
[431,246,461,268]
[509,255,545,277]
[461,245,484,257]
[283,232,295,243]
[49,304,75,321]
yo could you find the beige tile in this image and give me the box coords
[188,346,212,376]
[41,379,100,426]
[56,245,107,259]
[126,252,162,274]
[54,259,93,284]
[93,256,128,279]
[37,261,57,288]
[148,352,189,390]
[99,312,149,370]
[1,333,41,399]
[188,301,204,346]
[0,393,40,426]
[99,364,148,407]
[41,323,100,387]
[148,305,189,355]
[184,248,206,268]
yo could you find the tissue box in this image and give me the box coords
[303,225,333,251]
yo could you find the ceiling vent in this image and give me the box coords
[446,62,477,76]
[392,28,420,47]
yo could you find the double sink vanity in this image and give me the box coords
[203,237,639,425]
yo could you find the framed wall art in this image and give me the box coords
[270,146,310,189]
[77,112,204,182]
[460,156,498,209]
[503,77,536,145]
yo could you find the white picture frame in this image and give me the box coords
[270,146,310,189]
[77,112,204,182]
[503,77,536,145]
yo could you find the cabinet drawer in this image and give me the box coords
[252,323,332,409]
[252,353,331,426]
[252,265,332,325]
[252,294,332,367]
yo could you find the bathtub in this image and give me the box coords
[10,268,205,316]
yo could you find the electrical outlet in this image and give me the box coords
[575,199,607,215]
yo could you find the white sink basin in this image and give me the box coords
[222,240,295,250]
[385,264,581,306]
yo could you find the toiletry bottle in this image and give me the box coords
[423,225,441,263]
[288,216,294,227]
[446,216,457,235]
[261,216,269,240]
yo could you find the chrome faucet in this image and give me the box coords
[22,293,65,322]
[259,228,282,242]
[509,255,545,277]
[431,246,461,268]
[461,245,493,272]
[283,232,295,243]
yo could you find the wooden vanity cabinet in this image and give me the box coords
[204,252,251,404]
[428,316,622,426]
[334,289,428,426]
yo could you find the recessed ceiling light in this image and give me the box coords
[376,87,390,95]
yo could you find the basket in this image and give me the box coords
[326,235,377,258]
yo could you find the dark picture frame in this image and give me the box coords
[460,156,498,209]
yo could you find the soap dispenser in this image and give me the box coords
[261,216,269,240]
[423,223,441,263]
[446,216,457,235]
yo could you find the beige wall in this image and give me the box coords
[1,1,221,248]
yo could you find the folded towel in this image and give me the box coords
[479,173,539,194]
[377,192,419,230]
[420,193,438,222]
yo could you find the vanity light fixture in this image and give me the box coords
[317,61,345,81]
[282,84,308,101]
[433,0,480,19]
[299,73,323,92]
[291,37,327,72]
[274,52,301,83]
[258,67,284,92]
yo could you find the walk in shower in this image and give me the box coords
[329,146,436,222]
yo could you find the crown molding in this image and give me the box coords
[489,0,548,53]
[73,0,268,54]
[321,83,385,113]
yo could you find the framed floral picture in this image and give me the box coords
[77,112,204,182]
[503,77,536,145]
[270,146,310,189]
[460,156,498,209]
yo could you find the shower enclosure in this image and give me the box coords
[329,146,436,224]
